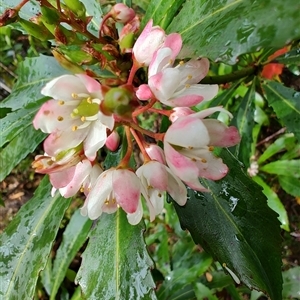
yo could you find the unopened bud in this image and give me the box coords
[101,86,137,117]
[110,4,135,24]
[105,131,120,151]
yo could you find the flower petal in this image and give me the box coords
[203,120,241,147]
[41,75,88,101]
[113,169,141,213]
[127,200,143,225]
[165,115,210,148]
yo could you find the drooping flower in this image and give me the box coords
[80,168,143,225]
[110,3,135,24]
[50,160,103,198]
[147,47,218,107]
[33,74,114,160]
[164,107,241,191]
[136,161,187,221]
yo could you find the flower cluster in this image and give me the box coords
[32,4,240,225]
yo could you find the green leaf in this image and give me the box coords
[275,48,300,65]
[76,210,156,300]
[80,0,103,36]
[252,176,289,231]
[0,126,46,182]
[40,256,53,296]
[50,210,92,300]
[0,0,40,20]
[194,282,218,300]
[260,160,300,178]
[231,79,256,168]
[0,100,45,148]
[282,266,300,299]
[0,55,68,111]
[0,177,71,300]
[167,0,300,64]
[278,176,300,197]
[263,81,300,142]
[141,0,185,29]
[173,149,283,300]
[257,134,295,165]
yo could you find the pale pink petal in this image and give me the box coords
[33,100,75,133]
[169,107,194,123]
[98,112,115,130]
[127,200,143,225]
[105,131,120,151]
[44,129,87,155]
[76,74,102,98]
[167,93,203,107]
[112,169,141,213]
[203,120,241,147]
[59,160,92,197]
[49,166,76,189]
[145,144,166,164]
[165,115,210,148]
[178,58,210,84]
[181,148,228,180]
[84,120,107,160]
[84,170,113,219]
[194,106,232,119]
[165,167,187,205]
[164,142,200,185]
[149,47,172,77]
[41,75,87,100]
[162,33,182,61]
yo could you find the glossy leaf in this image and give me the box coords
[231,79,256,168]
[76,210,156,300]
[50,210,92,300]
[276,48,300,64]
[263,81,300,142]
[141,0,185,29]
[0,126,46,182]
[252,176,289,231]
[0,100,44,148]
[0,177,71,300]
[0,55,68,111]
[167,0,300,64]
[173,149,282,300]
[278,176,300,197]
[260,160,300,178]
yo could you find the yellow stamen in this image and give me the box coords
[72,125,78,131]
[201,158,207,163]
[72,93,78,99]
[185,84,191,88]
[57,116,63,121]
[191,158,197,162]
[209,146,214,151]
[58,100,65,105]
[187,75,192,80]
[81,116,86,122]
[87,97,92,104]
[179,60,184,65]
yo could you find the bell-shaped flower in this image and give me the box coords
[148,49,218,107]
[110,3,135,24]
[136,161,187,221]
[33,74,114,160]
[80,168,143,225]
[50,160,103,198]
[164,107,241,191]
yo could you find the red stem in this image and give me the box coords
[130,129,151,162]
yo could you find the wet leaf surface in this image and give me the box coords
[173,149,283,300]
[167,0,300,64]
[76,210,156,300]
[0,177,71,300]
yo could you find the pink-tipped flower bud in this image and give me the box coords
[106,131,120,151]
[169,107,194,123]
[145,144,166,164]
[111,3,135,24]
[132,20,166,66]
